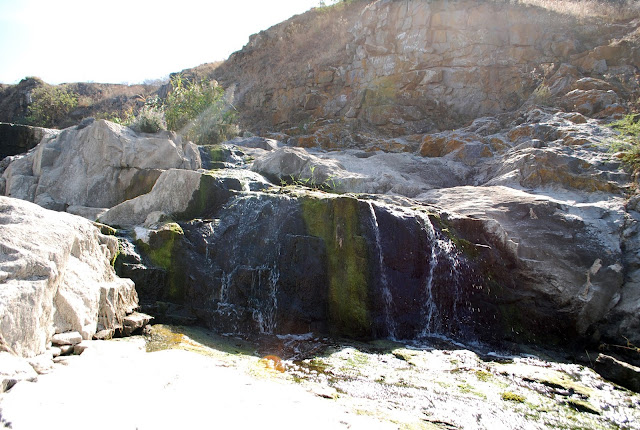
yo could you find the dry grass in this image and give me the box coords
[516,0,640,22]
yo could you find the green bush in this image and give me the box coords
[164,75,238,145]
[609,114,640,172]
[128,97,166,133]
[27,85,78,128]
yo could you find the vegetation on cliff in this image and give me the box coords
[26,84,78,128]
[164,75,238,144]
[610,113,640,174]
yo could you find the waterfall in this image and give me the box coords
[251,267,280,334]
[415,212,465,338]
[418,214,441,336]
[367,201,397,339]
[215,264,280,335]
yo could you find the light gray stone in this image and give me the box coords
[0,196,139,358]
[0,352,37,393]
[66,205,109,221]
[59,345,75,356]
[26,352,55,375]
[1,119,201,209]
[73,341,93,355]
[99,169,241,227]
[122,312,153,336]
[251,147,370,193]
[51,332,82,346]
[47,346,62,358]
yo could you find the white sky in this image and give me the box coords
[0,0,322,85]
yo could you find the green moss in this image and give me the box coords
[363,76,398,106]
[175,173,239,221]
[458,382,487,399]
[475,370,493,382]
[502,391,526,403]
[302,196,371,338]
[136,223,185,303]
[207,145,227,163]
[93,222,117,236]
[427,211,479,258]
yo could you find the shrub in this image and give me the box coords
[532,84,553,106]
[128,96,166,133]
[129,106,166,133]
[27,85,78,128]
[609,113,640,172]
[164,75,238,145]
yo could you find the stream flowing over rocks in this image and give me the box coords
[2,0,640,427]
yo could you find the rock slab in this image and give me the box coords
[0,196,138,358]
[1,119,201,213]
[594,354,640,393]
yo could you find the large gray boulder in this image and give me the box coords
[418,185,630,340]
[0,196,138,358]
[1,119,201,213]
[251,147,370,192]
[98,169,243,228]
[0,122,57,159]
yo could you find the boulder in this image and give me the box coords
[0,123,56,159]
[561,89,620,117]
[251,147,370,192]
[223,136,279,151]
[417,185,628,341]
[122,312,153,336]
[1,119,201,210]
[51,332,82,346]
[98,169,242,227]
[594,354,640,393]
[0,196,138,358]
[0,352,38,393]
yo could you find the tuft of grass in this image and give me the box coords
[608,114,640,172]
[532,84,553,107]
[475,370,493,382]
[502,391,526,403]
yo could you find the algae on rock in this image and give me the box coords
[135,222,186,303]
[302,196,371,338]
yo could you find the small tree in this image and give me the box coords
[27,85,78,128]
[164,75,238,145]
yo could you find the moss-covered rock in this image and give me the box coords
[175,172,242,221]
[301,196,371,338]
[136,223,186,303]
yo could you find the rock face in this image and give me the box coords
[106,100,639,348]
[1,0,639,356]
[594,354,640,393]
[0,123,55,159]
[213,0,639,139]
[1,119,201,215]
[98,169,243,227]
[0,196,138,358]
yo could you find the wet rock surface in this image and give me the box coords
[5,325,638,430]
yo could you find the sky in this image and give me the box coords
[0,0,323,85]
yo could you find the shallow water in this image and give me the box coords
[147,325,640,430]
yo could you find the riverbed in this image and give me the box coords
[1,325,638,429]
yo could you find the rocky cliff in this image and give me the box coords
[213,0,639,142]
[1,0,640,364]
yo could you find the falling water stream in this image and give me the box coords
[414,211,466,339]
[416,212,441,337]
[367,202,397,339]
